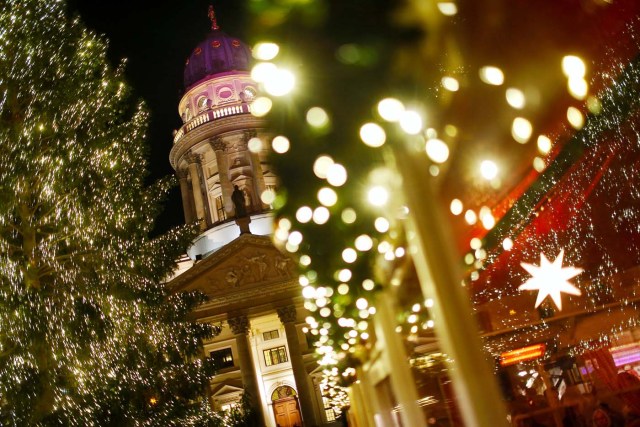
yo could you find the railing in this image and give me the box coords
[173,103,251,144]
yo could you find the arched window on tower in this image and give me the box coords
[197,96,210,112]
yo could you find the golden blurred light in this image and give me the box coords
[425,138,450,163]
[441,76,459,91]
[326,163,348,186]
[440,128,455,144]
[568,77,588,100]
[250,97,273,117]
[367,185,389,206]
[313,207,330,224]
[426,320,435,328]
[503,237,514,251]
[313,155,334,179]
[342,248,357,263]
[587,96,602,115]
[562,55,586,79]
[338,283,350,295]
[260,189,276,205]
[362,279,375,291]
[338,269,352,282]
[279,217,292,231]
[288,231,303,246]
[511,117,532,144]
[318,187,338,207]
[374,217,390,233]
[464,210,477,225]
[296,206,313,223]
[359,122,386,147]
[264,68,295,96]
[450,199,463,215]
[533,157,546,172]
[341,208,357,224]
[355,234,373,251]
[399,110,423,135]
[481,213,495,230]
[251,62,277,82]
[537,135,552,155]
[424,298,434,308]
[272,135,290,153]
[302,286,315,299]
[274,227,289,242]
[253,42,280,60]
[480,160,498,180]
[356,298,368,310]
[395,247,405,257]
[479,66,504,85]
[470,237,482,250]
[307,107,330,128]
[300,255,311,266]
[437,2,458,15]
[412,303,421,312]
[567,106,584,129]
[299,275,309,286]
[505,88,525,109]
[248,137,263,153]
[377,97,405,122]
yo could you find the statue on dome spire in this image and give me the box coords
[208,5,220,31]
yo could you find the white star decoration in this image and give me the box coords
[518,249,583,311]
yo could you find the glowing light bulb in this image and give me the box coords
[479,66,504,85]
[480,160,498,180]
[313,155,334,179]
[306,107,330,128]
[399,110,423,135]
[313,207,330,224]
[374,217,390,232]
[248,137,263,153]
[318,187,338,207]
[450,199,463,215]
[506,88,525,109]
[355,235,373,251]
[367,186,389,206]
[296,206,313,223]
[359,123,386,147]
[326,163,347,186]
[377,98,404,122]
[437,2,458,15]
[567,107,584,129]
[272,136,290,153]
[264,68,295,96]
[250,97,272,117]
[568,77,588,100]
[425,138,449,163]
[253,42,280,60]
[441,76,459,91]
[537,135,552,155]
[562,55,586,79]
[342,248,357,263]
[512,117,532,144]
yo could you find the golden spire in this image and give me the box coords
[208,5,220,31]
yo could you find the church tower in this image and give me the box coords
[168,7,330,427]
[170,6,275,258]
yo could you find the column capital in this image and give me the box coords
[185,152,203,165]
[228,315,249,335]
[243,129,257,142]
[277,305,297,324]
[210,137,226,152]
[176,168,189,180]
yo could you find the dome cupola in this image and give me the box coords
[183,6,253,89]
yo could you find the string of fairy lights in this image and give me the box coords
[245,0,640,412]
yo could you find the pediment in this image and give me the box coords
[211,383,244,397]
[170,234,296,297]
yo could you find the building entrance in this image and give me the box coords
[272,386,302,427]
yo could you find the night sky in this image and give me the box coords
[67,1,248,235]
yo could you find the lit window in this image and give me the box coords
[210,348,234,369]
[215,195,226,222]
[263,346,288,366]
[263,330,280,341]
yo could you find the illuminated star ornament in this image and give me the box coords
[518,249,583,311]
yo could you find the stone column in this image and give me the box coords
[228,315,264,422]
[277,305,319,427]
[244,130,268,210]
[186,153,206,230]
[177,169,195,223]
[374,293,426,427]
[211,138,234,217]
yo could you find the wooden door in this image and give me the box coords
[273,397,303,427]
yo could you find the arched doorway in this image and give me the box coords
[272,385,302,427]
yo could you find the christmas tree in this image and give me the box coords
[0,1,224,425]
